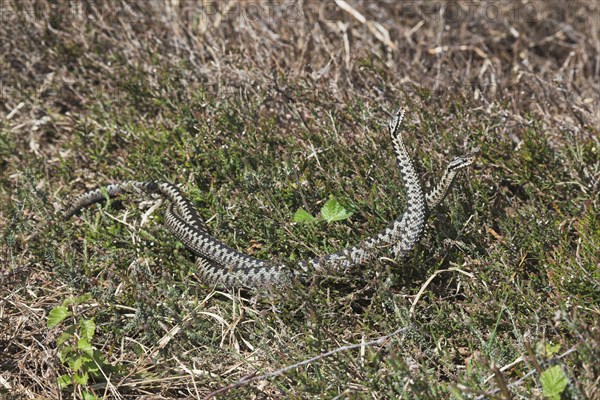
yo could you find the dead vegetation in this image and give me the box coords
[1,1,598,398]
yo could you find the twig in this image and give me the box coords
[334,0,396,50]
[524,340,543,374]
[409,267,475,316]
[491,362,512,400]
[203,326,409,399]
[483,356,525,384]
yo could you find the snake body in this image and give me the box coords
[65,111,475,288]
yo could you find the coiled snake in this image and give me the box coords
[65,110,476,288]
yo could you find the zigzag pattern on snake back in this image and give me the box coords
[64,110,476,288]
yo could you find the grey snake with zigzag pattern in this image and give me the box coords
[64,110,476,288]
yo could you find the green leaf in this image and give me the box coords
[80,319,96,342]
[59,346,75,363]
[66,356,78,370]
[77,337,93,355]
[82,391,100,400]
[47,306,70,328]
[63,293,93,306]
[57,330,74,347]
[84,362,100,376]
[540,365,568,400]
[57,374,73,389]
[545,342,561,357]
[84,355,101,375]
[74,371,89,386]
[321,197,353,223]
[293,208,316,223]
[72,356,84,372]
[74,293,93,305]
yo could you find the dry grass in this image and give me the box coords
[1,0,598,398]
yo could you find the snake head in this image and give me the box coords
[388,108,406,136]
[447,150,478,172]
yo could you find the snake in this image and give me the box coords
[64,110,476,288]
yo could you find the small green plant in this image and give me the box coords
[536,341,562,358]
[534,341,568,400]
[47,294,120,398]
[540,365,568,400]
[293,196,353,223]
